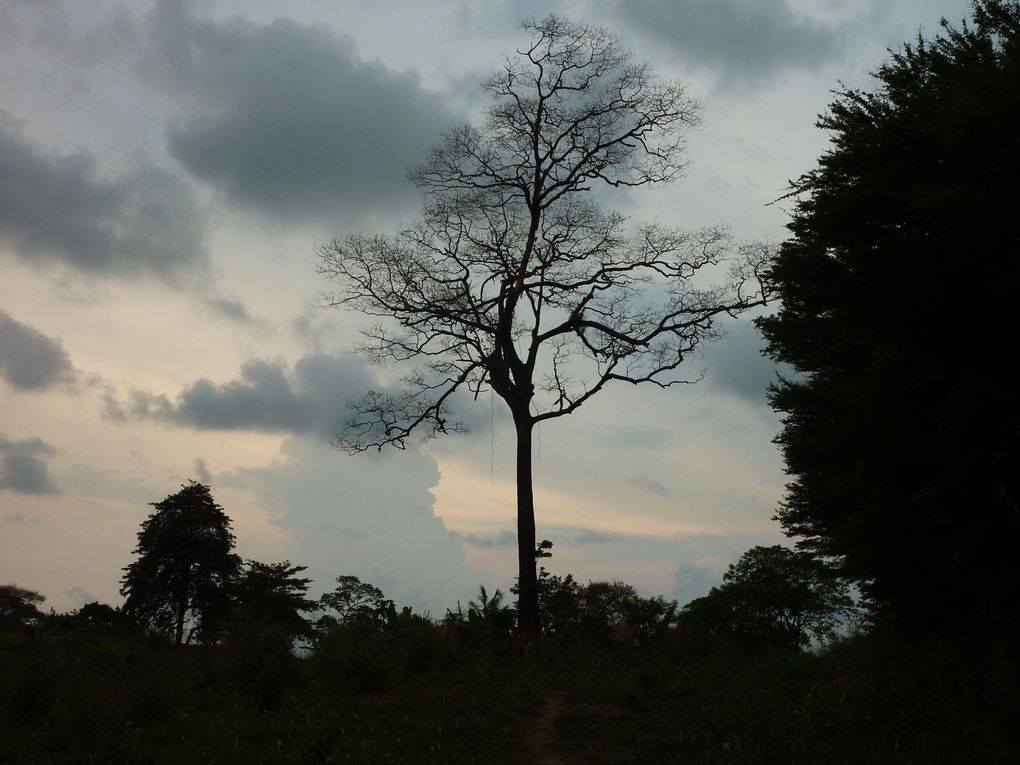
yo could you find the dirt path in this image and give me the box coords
[527,693,574,765]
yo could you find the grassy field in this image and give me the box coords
[3,626,1018,764]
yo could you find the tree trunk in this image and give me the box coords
[174,595,186,647]
[515,416,540,645]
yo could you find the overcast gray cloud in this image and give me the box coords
[0,309,76,391]
[597,0,845,85]
[572,528,614,545]
[673,560,721,606]
[143,0,456,222]
[119,350,493,442]
[601,424,677,450]
[0,112,208,284]
[193,457,212,484]
[626,471,672,496]
[699,318,787,405]
[118,353,374,440]
[450,529,518,549]
[0,435,61,495]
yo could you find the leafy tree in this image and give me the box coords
[466,585,516,638]
[319,16,770,641]
[0,584,45,630]
[512,541,679,644]
[468,585,507,617]
[231,560,317,643]
[319,575,390,629]
[680,546,855,655]
[757,0,1020,631]
[120,482,241,645]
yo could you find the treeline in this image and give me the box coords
[2,486,1017,763]
[3,482,857,660]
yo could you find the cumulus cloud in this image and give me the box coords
[117,351,490,442]
[0,309,76,391]
[0,112,208,284]
[223,436,479,614]
[115,353,375,441]
[143,0,456,222]
[597,0,845,85]
[0,435,61,495]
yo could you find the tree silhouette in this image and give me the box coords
[120,482,241,646]
[757,0,1020,631]
[0,583,45,630]
[231,560,317,644]
[680,546,854,654]
[319,575,389,629]
[319,16,770,641]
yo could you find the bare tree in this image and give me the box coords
[318,16,770,642]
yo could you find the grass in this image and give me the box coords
[2,628,1018,763]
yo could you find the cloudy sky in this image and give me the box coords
[0,0,972,615]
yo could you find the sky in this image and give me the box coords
[0,0,974,616]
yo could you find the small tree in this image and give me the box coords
[319,16,770,641]
[0,583,45,630]
[121,482,241,646]
[680,545,854,654]
[319,575,390,629]
[231,560,317,644]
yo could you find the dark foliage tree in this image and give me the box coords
[0,584,45,630]
[758,0,1020,631]
[72,602,139,635]
[512,541,679,644]
[319,16,770,641]
[680,546,855,655]
[318,575,390,629]
[120,482,241,646]
[231,560,317,644]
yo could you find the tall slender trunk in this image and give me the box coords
[174,570,190,647]
[174,594,187,647]
[515,415,540,644]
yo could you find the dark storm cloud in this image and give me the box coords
[700,318,788,405]
[120,353,375,441]
[0,309,76,391]
[145,0,456,221]
[201,295,255,324]
[0,435,61,495]
[598,0,844,84]
[0,113,208,284]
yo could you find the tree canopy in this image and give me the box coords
[758,0,1020,631]
[319,575,390,629]
[231,560,317,643]
[319,15,770,640]
[680,546,855,654]
[121,482,241,645]
[0,584,45,630]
